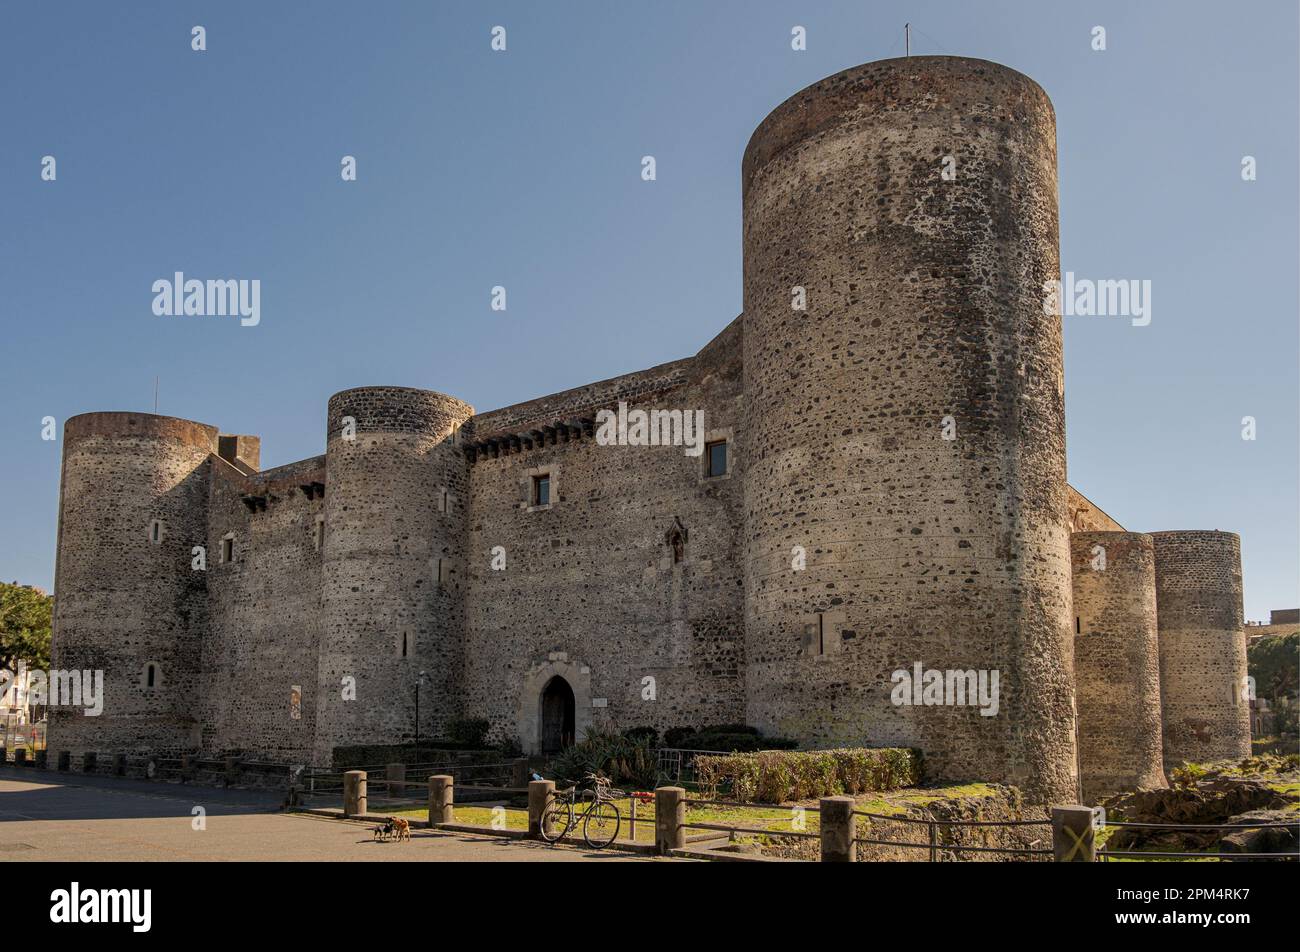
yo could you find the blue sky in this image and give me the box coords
[1,1,1295,620]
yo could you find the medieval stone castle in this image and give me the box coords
[49,57,1251,804]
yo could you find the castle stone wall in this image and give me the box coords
[462,321,747,752]
[740,56,1077,802]
[1070,531,1165,802]
[1151,530,1251,769]
[49,413,216,755]
[199,455,324,761]
[314,387,474,764]
[44,58,1251,798]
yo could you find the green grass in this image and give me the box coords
[388,780,1008,846]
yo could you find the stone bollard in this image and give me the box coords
[511,758,530,788]
[1052,805,1096,862]
[819,796,857,862]
[655,786,686,855]
[14,748,27,767]
[428,775,454,826]
[180,754,194,782]
[386,762,406,797]
[82,752,97,773]
[527,779,555,839]
[343,770,368,817]
[57,750,70,772]
[114,753,127,776]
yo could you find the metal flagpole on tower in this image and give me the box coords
[905,23,910,56]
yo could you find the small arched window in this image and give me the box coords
[148,519,164,544]
[142,662,161,690]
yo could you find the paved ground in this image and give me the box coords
[0,767,661,862]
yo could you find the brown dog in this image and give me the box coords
[390,816,411,842]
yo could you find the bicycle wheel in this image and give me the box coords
[539,796,572,843]
[583,799,620,849]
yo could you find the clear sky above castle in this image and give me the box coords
[0,0,1295,618]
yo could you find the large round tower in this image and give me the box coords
[1150,530,1250,770]
[741,56,1077,802]
[49,412,216,757]
[1070,532,1165,802]
[314,387,474,764]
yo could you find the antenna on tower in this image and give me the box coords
[905,22,910,56]
[153,376,159,414]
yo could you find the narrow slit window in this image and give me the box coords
[533,474,550,507]
[314,518,325,551]
[706,440,727,478]
[1075,616,1081,634]
[401,633,408,658]
[222,537,234,564]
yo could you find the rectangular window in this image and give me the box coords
[706,440,727,478]
[315,519,325,551]
[533,474,550,507]
[438,488,449,513]
[222,537,234,564]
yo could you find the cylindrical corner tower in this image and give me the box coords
[741,56,1077,802]
[49,412,217,756]
[1150,530,1250,769]
[314,386,474,764]
[1070,532,1165,802]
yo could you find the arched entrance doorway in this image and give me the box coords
[540,676,576,753]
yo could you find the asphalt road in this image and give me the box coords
[0,767,660,862]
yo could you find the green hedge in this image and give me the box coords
[694,747,922,803]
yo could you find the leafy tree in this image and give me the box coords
[1247,632,1299,702]
[0,581,52,672]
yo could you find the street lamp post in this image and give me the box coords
[415,670,427,750]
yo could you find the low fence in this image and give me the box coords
[12,752,1298,862]
[321,775,1300,862]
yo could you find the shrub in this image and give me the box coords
[694,747,922,803]
[661,724,795,752]
[621,726,659,745]
[548,732,657,789]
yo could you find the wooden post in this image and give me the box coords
[428,774,454,825]
[511,757,530,788]
[527,779,555,839]
[386,762,406,797]
[343,770,368,817]
[1052,805,1096,862]
[655,786,686,855]
[820,796,856,862]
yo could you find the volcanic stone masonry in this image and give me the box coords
[47,56,1250,804]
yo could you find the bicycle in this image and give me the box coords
[539,772,622,848]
